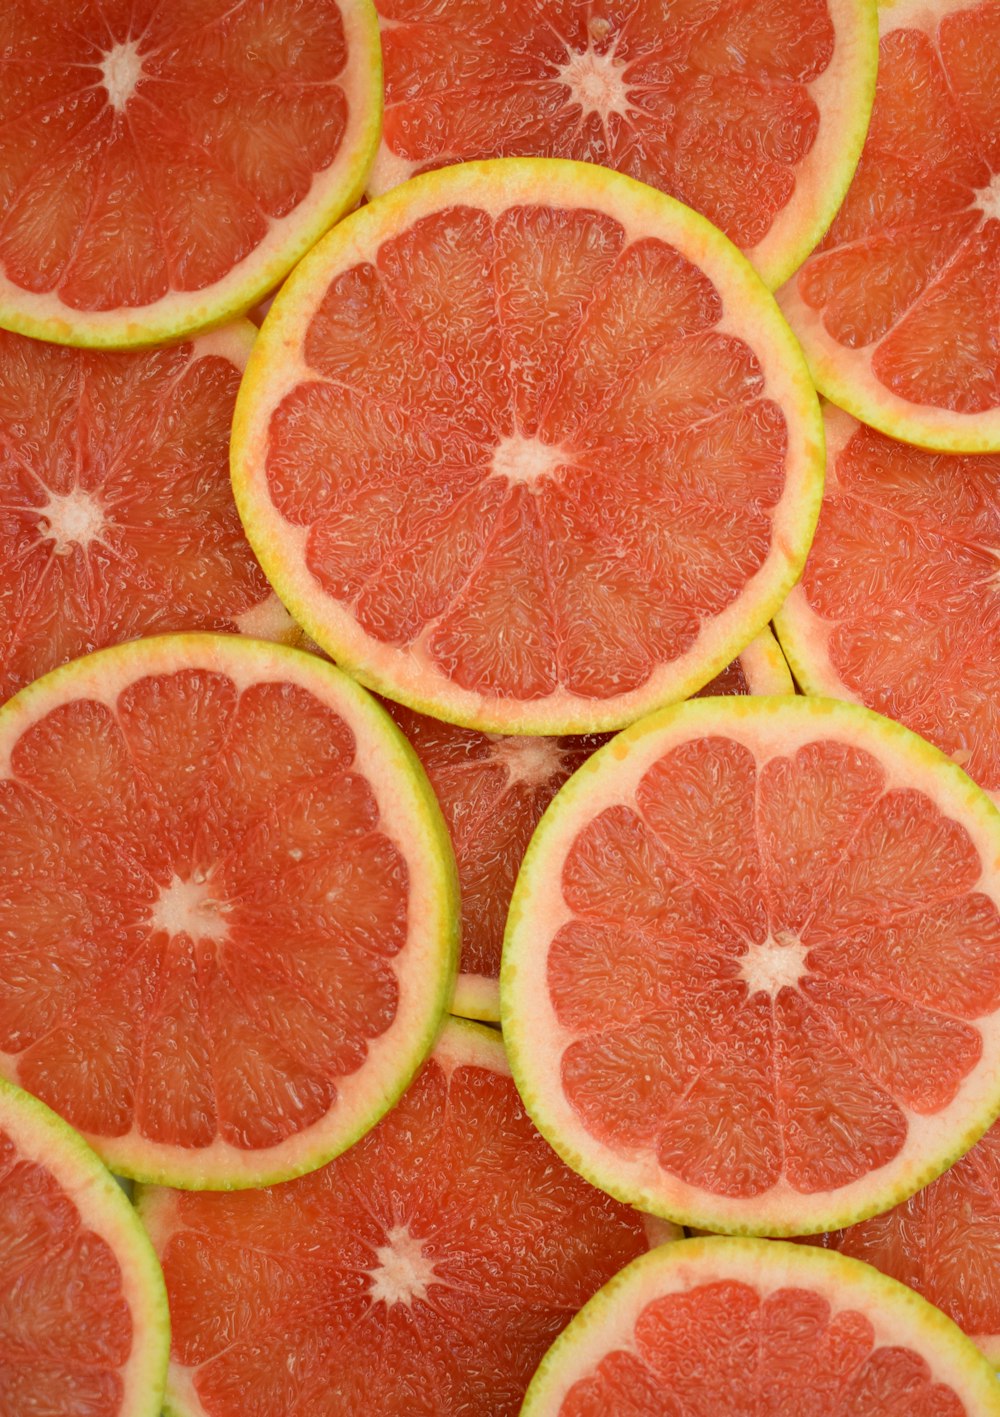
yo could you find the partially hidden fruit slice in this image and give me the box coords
[778,0,1000,452]
[502,695,1000,1235]
[0,0,382,347]
[0,323,302,705]
[0,1074,168,1417]
[803,1117,1000,1367]
[233,158,824,734]
[371,0,878,290]
[389,628,793,1022]
[520,1236,1000,1415]
[137,1019,679,1417]
[775,404,1000,804]
[0,634,457,1188]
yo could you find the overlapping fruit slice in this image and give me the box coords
[0,1074,168,1417]
[0,323,303,705]
[0,0,382,346]
[779,0,1000,451]
[371,0,878,289]
[388,628,793,1021]
[521,1237,1000,1415]
[138,1020,678,1417]
[775,404,1000,805]
[0,635,457,1188]
[233,159,824,733]
[502,696,1000,1235]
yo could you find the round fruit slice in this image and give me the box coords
[0,634,457,1188]
[370,0,878,290]
[520,1236,1000,1415]
[778,0,1000,452]
[0,0,382,348]
[775,404,1000,805]
[233,158,824,734]
[0,322,303,705]
[501,695,1000,1235]
[137,1018,679,1417]
[388,628,793,1023]
[0,1073,168,1417]
[802,1117,1000,1367]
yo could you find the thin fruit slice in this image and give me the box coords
[803,1117,1000,1367]
[0,634,457,1188]
[778,0,1000,452]
[520,1236,1000,1415]
[0,1073,168,1417]
[137,1019,679,1417]
[370,0,878,290]
[0,0,381,348]
[388,628,793,1022]
[0,322,302,705]
[501,695,1000,1235]
[775,404,1000,804]
[233,158,824,734]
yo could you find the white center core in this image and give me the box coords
[38,489,106,555]
[100,40,143,111]
[738,933,810,999]
[974,173,1000,221]
[491,435,565,486]
[368,1225,437,1307]
[150,874,229,942]
[489,734,563,787]
[557,47,631,124]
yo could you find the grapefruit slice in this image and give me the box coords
[778,0,1000,452]
[0,321,305,705]
[388,628,793,1023]
[370,0,878,290]
[0,0,381,348]
[501,695,1000,1236]
[775,404,1000,805]
[0,1073,168,1417]
[0,634,457,1188]
[137,1018,679,1417]
[803,1117,1000,1367]
[520,1236,1000,1415]
[233,158,824,734]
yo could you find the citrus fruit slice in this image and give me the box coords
[520,1236,1000,1415]
[501,695,1000,1236]
[0,1073,168,1417]
[233,158,824,734]
[137,1018,679,1417]
[775,405,1000,805]
[778,0,1000,452]
[370,0,878,290]
[0,322,304,705]
[0,634,457,1188]
[388,628,793,1023]
[0,0,382,348]
[802,1117,1000,1367]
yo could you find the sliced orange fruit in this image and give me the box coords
[521,1236,1000,1415]
[775,403,1000,805]
[779,0,1000,452]
[233,158,824,734]
[388,628,793,1022]
[138,1019,678,1417]
[0,0,382,347]
[0,635,457,1188]
[502,696,1000,1235]
[371,0,878,289]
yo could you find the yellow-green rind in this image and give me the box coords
[501,694,1000,1237]
[450,972,502,1024]
[232,155,825,735]
[0,1073,170,1417]
[0,632,459,1190]
[520,1236,1000,1415]
[0,0,383,350]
